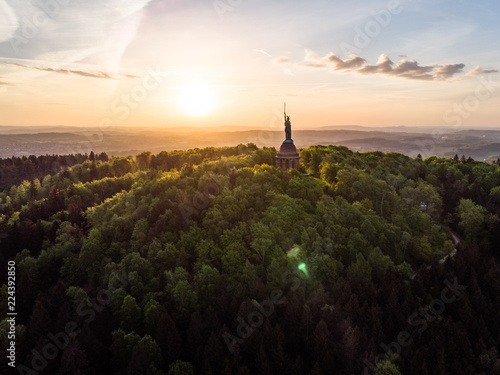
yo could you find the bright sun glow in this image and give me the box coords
[178,84,216,117]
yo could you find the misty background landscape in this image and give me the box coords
[2,125,500,161]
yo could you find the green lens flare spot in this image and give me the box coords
[298,263,309,277]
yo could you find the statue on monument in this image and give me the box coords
[284,103,292,141]
[276,102,300,170]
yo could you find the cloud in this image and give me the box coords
[304,50,366,70]
[255,49,272,57]
[465,66,499,77]
[4,62,138,80]
[0,76,12,92]
[434,64,466,80]
[274,56,290,65]
[0,75,12,84]
[0,0,152,71]
[357,55,436,80]
[291,50,496,81]
[297,62,327,69]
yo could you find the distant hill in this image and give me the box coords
[1,125,500,161]
[313,125,441,133]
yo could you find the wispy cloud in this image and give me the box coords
[303,51,366,70]
[465,66,499,77]
[274,56,290,65]
[281,50,497,81]
[4,62,139,80]
[0,0,152,71]
[0,1,18,42]
[0,76,12,85]
[255,49,272,57]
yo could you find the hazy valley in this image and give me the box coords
[2,125,500,161]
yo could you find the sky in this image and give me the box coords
[0,0,499,130]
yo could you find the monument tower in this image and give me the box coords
[276,103,300,170]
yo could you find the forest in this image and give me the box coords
[0,143,499,375]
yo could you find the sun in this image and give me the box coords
[178,84,216,117]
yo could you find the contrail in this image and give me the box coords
[253,49,272,57]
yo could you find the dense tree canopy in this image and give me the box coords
[1,144,499,374]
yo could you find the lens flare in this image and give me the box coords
[298,263,309,277]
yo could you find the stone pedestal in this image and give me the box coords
[276,139,300,170]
